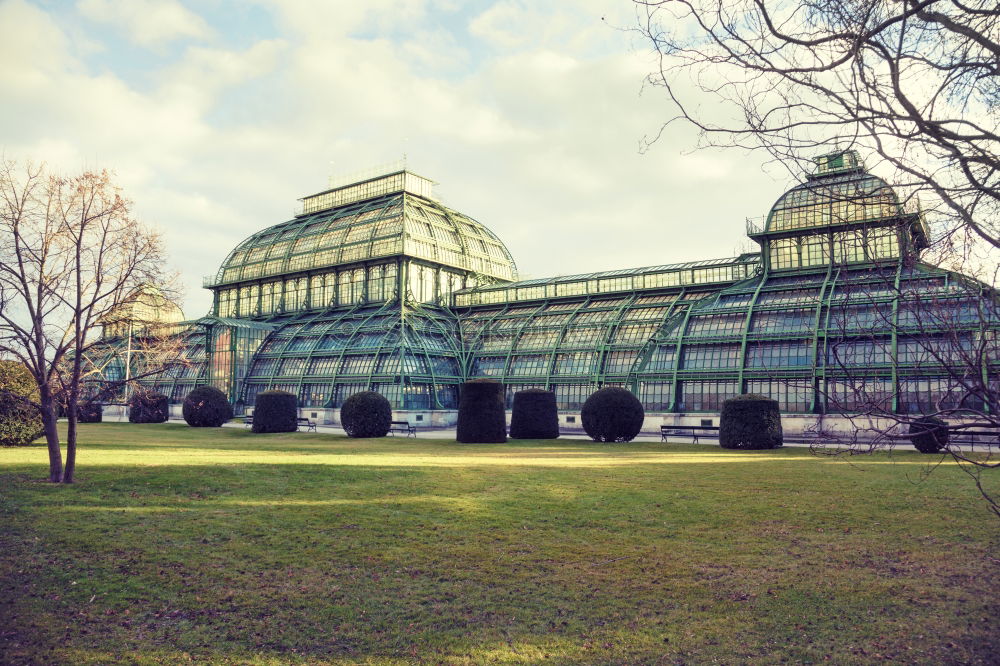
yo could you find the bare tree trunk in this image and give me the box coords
[41,404,62,482]
[63,417,77,484]
[63,398,78,484]
[37,386,63,482]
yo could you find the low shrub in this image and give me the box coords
[0,360,43,446]
[457,379,506,443]
[719,394,783,450]
[581,387,644,442]
[341,391,392,438]
[252,390,298,433]
[908,416,949,454]
[182,385,232,427]
[509,389,559,439]
[77,402,103,423]
[128,390,169,424]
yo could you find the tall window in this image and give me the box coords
[745,380,812,413]
[682,344,741,369]
[679,381,738,411]
[640,382,672,411]
[747,342,813,368]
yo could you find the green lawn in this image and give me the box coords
[1,423,997,665]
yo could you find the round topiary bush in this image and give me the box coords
[341,391,392,438]
[457,379,507,443]
[252,390,298,433]
[182,385,232,427]
[0,360,43,446]
[77,401,103,423]
[581,387,644,442]
[128,390,169,424]
[719,394,783,450]
[509,389,559,439]
[908,416,949,453]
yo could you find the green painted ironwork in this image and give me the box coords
[93,152,998,416]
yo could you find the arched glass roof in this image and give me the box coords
[239,301,465,410]
[764,164,903,234]
[630,262,999,413]
[207,173,516,288]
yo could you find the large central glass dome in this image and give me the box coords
[209,170,516,289]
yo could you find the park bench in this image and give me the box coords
[242,416,316,432]
[389,420,416,437]
[948,425,999,450]
[660,424,720,443]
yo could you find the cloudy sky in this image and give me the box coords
[1,0,787,317]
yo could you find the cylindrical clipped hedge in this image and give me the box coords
[341,391,392,438]
[128,391,169,424]
[0,360,43,446]
[581,387,644,442]
[908,416,949,453]
[719,394,783,450]
[77,402,103,424]
[457,379,507,443]
[252,390,298,433]
[509,389,559,439]
[182,385,232,427]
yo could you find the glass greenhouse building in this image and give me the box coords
[92,151,999,427]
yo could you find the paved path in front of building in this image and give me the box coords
[99,414,928,451]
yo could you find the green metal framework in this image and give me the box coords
[453,257,761,409]
[239,300,464,410]
[98,152,998,415]
[631,263,999,413]
[82,322,210,403]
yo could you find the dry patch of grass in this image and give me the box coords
[1,422,997,664]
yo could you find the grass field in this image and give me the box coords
[1,423,998,665]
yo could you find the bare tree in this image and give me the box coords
[808,263,1000,514]
[0,160,173,483]
[633,0,1000,249]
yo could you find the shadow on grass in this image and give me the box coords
[4,449,999,666]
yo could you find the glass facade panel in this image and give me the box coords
[826,339,892,367]
[102,159,995,421]
[745,380,813,413]
[898,378,977,413]
[682,344,742,369]
[553,352,595,375]
[686,314,745,337]
[510,354,550,376]
[553,384,597,410]
[639,382,672,411]
[825,378,893,412]
[750,309,813,333]
[746,342,812,368]
[604,350,638,375]
[679,381,738,411]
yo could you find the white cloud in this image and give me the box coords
[1,0,787,317]
[76,0,212,48]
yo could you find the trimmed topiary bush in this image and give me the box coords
[719,394,783,450]
[341,391,392,438]
[252,390,298,433]
[457,379,507,443]
[128,390,169,423]
[509,389,559,439]
[908,416,949,453]
[77,401,103,423]
[0,360,43,446]
[581,387,644,442]
[182,385,232,427]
